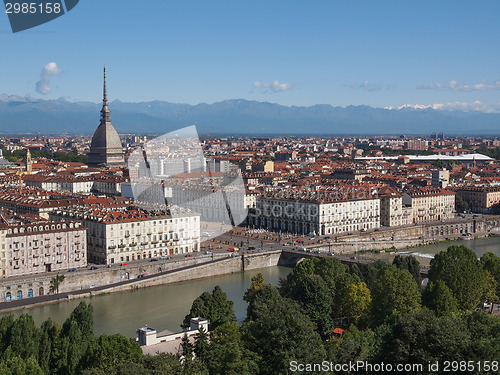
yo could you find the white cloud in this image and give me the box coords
[349,80,383,92]
[385,101,500,113]
[35,62,62,95]
[253,80,294,93]
[419,79,500,92]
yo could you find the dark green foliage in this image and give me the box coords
[423,280,459,316]
[1,148,88,164]
[377,310,471,365]
[392,254,422,285]
[291,274,334,338]
[13,314,39,360]
[371,265,421,324]
[0,356,44,375]
[193,326,209,362]
[60,302,95,374]
[182,286,236,331]
[141,353,184,374]
[180,334,193,359]
[326,325,377,364]
[82,334,143,372]
[203,322,259,375]
[481,252,500,296]
[348,260,386,291]
[429,245,487,309]
[243,284,325,375]
[49,275,65,294]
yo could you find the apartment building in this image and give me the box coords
[378,186,412,227]
[50,207,200,264]
[457,186,500,214]
[249,192,380,235]
[402,187,455,223]
[0,220,86,279]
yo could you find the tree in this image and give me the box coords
[182,286,236,331]
[342,282,372,325]
[0,355,44,375]
[243,273,266,303]
[371,265,421,324]
[428,245,486,309]
[423,280,459,316]
[38,318,55,375]
[82,334,143,372]
[49,274,65,294]
[193,326,209,362]
[326,326,376,364]
[60,302,95,374]
[181,334,193,359]
[243,285,325,375]
[481,252,500,296]
[392,255,422,286]
[205,322,260,375]
[348,260,386,291]
[141,353,184,375]
[7,314,39,362]
[291,274,334,338]
[377,310,471,365]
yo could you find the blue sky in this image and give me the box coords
[1,0,499,111]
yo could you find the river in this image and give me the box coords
[3,266,292,338]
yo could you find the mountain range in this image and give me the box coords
[0,94,499,136]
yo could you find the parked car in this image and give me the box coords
[150,258,158,262]
[324,236,331,239]
[205,250,213,254]
[89,266,98,270]
[299,247,306,251]
[120,263,127,266]
[68,268,77,272]
[160,256,167,260]
[247,246,256,250]
[185,254,193,257]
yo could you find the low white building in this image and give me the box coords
[137,317,209,350]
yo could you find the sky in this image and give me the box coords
[0,0,499,112]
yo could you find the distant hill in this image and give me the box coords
[0,95,499,135]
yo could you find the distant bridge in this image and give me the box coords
[280,249,429,276]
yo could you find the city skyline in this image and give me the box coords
[0,0,499,113]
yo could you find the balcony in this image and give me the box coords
[108,245,116,249]
[118,244,126,248]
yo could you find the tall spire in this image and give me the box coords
[103,65,108,106]
[100,65,111,124]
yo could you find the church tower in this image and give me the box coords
[26,148,32,174]
[88,67,125,167]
